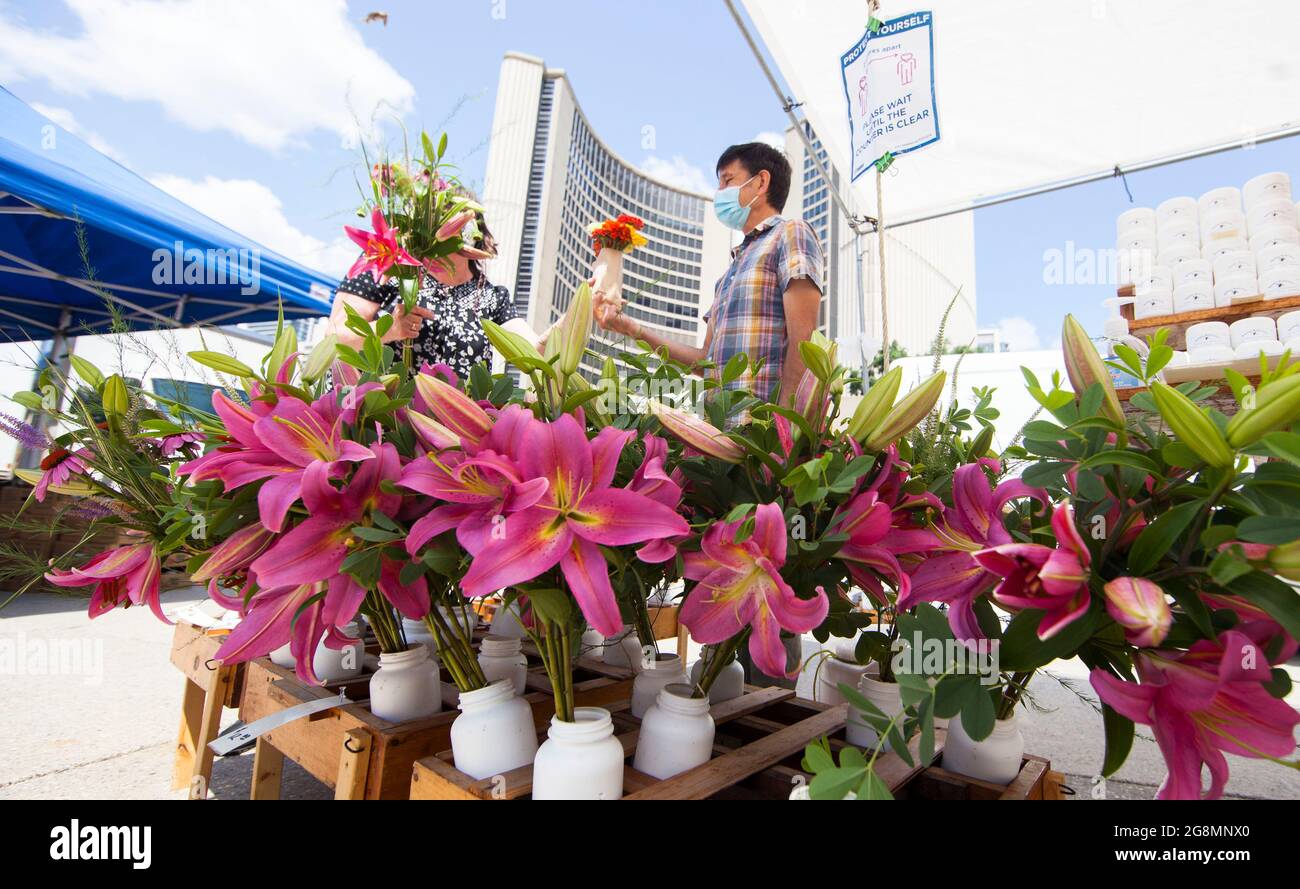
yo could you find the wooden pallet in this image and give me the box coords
[169,620,245,799]
[410,686,1065,800]
[1117,289,1300,350]
[236,652,634,800]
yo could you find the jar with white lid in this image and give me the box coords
[477,634,528,695]
[630,653,688,718]
[632,684,715,779]
[532,707,625,800]
[449,679,538,779]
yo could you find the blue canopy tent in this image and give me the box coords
[0,86,336,343]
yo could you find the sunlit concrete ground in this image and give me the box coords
[2,588,1297,800]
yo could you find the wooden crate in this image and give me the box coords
[169,620,245,799]
[237,651,633,800]
[409,686,847,800]
[410,688,1065,800]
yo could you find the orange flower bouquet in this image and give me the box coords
[587,215,647,325]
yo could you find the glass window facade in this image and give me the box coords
[549,105,710,378]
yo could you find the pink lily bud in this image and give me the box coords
[650,401,744,463]
[408,409,461,451]
[792,369,829,427]
[413,373,493,447]
[1103,576,1172,648]
[192,524,276,583]
[436,209,474,241]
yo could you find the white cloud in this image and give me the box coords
[150,173,355,277]
[638,155,712,195]
[0,0,414,152]
[994,316,1043,352]
[752,130,786,149]
[29,102,127,163]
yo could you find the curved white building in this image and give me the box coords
[482,52,729,378]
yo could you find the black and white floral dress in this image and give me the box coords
[337,272,517,382]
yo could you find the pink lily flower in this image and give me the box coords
[627,432,689,563]
[458,412,689,636]
[836,447,941,606]
[250,443,428,623]
[1091,627,1300,799]
[251,395,377,528]
[400,447,549,555]
[344,207,420,281]
[158,431,203,457]
[973,500,1092,641]
[35,447,89,501]
[679,502,828,679]
[46,542,166,623]
[1103,576,1172,648]
[897,461,1049,641]
[213,581,345,685]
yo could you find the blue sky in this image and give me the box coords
[2,0,1295,352]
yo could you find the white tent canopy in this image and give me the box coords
[741,0,1300,225]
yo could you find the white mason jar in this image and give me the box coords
[532,707,625,800]
[845,672,903,750]
[368,643,442,723]
[437,603,480,639]
[815,640,874,705]
[632,684,715,779]
[689,654,746,703]
[312,622,364,682]
[269,643,295,669]
[402,617,436,653]
[630,653,687,718]
[477,634,528,695]
[449,679,538,779]
[941,713,1024,785]
[601,625,648,673]
[489,600,527,639]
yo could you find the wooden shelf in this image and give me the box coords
[1116,287,1300,351]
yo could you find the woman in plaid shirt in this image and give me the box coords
[597,142,824,406]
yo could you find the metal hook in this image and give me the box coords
[343,736,365,754]
[204,658,219,671]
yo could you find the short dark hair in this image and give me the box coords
[715,142,792,212]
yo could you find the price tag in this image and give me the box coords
[208,693,349,756]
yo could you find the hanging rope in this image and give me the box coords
[875,165,890,373]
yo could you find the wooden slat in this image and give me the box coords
[250,738,284,800]
[1000,755,1049,800]
[622,704,848,800]
[334,729,371,800]
[410,756,487,800]
[171,677,204,791]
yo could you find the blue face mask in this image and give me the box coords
[713,174,758,230]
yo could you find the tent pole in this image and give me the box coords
[16,308,73,471]
[876,126,1300,230]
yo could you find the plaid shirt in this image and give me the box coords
[704,215,824,402]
